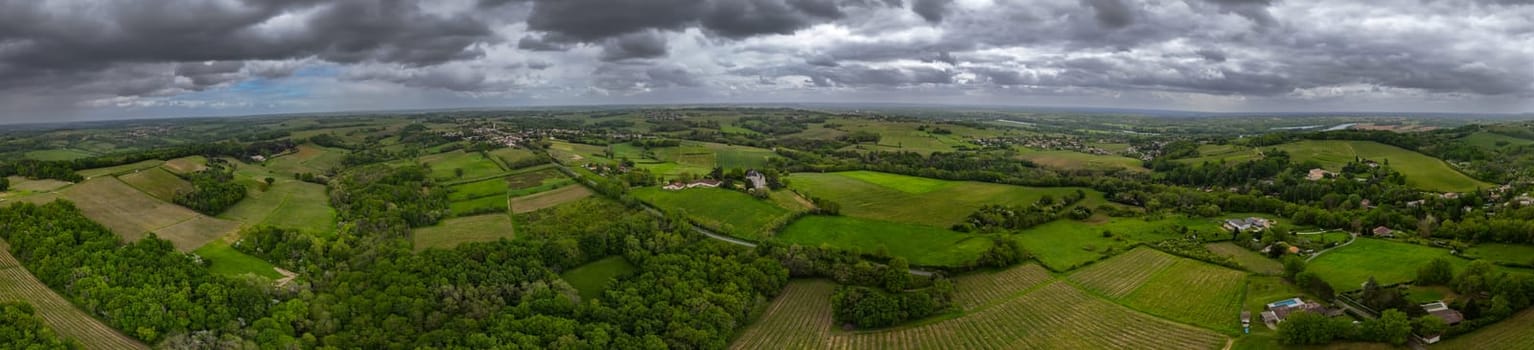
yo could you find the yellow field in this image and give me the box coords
[510,185,593,213]
[0,241,147,350]
[161,155,207,174]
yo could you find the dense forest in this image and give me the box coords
[0,302,78,350]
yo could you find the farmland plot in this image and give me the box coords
[1439,307,1534,350]
[1066,248,1179,297]
[950,263,1055,310]
[1121,259,1247,332]
[730,280,836,350]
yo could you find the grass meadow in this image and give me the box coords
[220,161,336,234]
[1206,242,1283,275]
[1015,149,1147,172]
[117,167,192,201]
[418,150,506,181]
[193,240,282,279]
[560,256,637,301]
[510,185,593,214]
[1010,214,1245,271]
[1307,238,1468,290]
[631,187,796,240]
[788,171,1103,228]
[1464,243,1534,266]
[411,213,516,251]
[775,215,993,267]
[24,148,97,161]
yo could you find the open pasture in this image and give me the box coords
[152,216,242,251]
[0,242,148,350]
[547,141,612,164]
[560,256,637,301]
[1463,132,1534,150]
[412,213,516,251]
[161,155,208,174]
[788,171,1102,227]
[117,167,191,201]
[418,150,506,181]
[823,282,1227,349]
[1206,242,1283,275]
[704,142,778,170]
[1012,214,1240,271]
[488,147,541,169]
[1464,243,1534,266]
[25,148,97,161]
[449,178,507,202]
[265,144,344,175]
[449,195,506,216]
[775,215,992,267]
[510,184,593,214]
[951,263,1055,310]
[1016,149,1147,172]
[1278,140,1487,192]
[77,160,164,179]
[1307,238,1468,290]
[1439,307,1534,350]
[4,176,71,193]
[631,187,796,240]
[219,163,336,234]
[193,240,282,279]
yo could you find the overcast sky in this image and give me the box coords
[0,0,1531,123]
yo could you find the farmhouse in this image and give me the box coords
[1306,168,1333,181]
[1422,301,1464,325]
[1223,217,1272,233]
[1260,298,1342,327]
[1372,226,1394,237]
[745,170,768,190]
[250,155,267,162]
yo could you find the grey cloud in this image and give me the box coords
[174,61,246,89]
[1195,49,1228,62]
[525,0,856,44]
[912,0,953,23]
[592,64,702,91]
[1084,0,1135,29]
[601,31,670,61]
[342,65,491,92]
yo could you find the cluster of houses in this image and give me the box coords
[970,135,1116,156]
[1223,217,1273,233]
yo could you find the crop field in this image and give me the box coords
[1206,242,1283,275]
[1016,149,1147,172]
[152,216,242,251]
[731,280,837,350]
[1463,132,1534,150]
[951,263,1055,310]
[776,216,992,267]
[1307,238,1470,290]
[449,178,507,202]
[632,187,797,240]
[0,242,148,350]
[548,141,612,164]
[412,213,516,251]
[1067,248,1181,297]
[117,167,191,201]
[1278,140,1488,192]
[418,150,506,181]
[1438,307,1534,350]
[1120,259,1247,332]
[161,155,208,174]
[449,195,506,215]
[1012,215,1241,271]
[510,185,593,213]
[219,164,336,234]
[829,282,1228,349]
[788,171,1102,227]
[4,176,71,193]
[560,256,636,301]
[505,167,569,190]
[1464,243,1534,266]
[25,148,97,161]
[59,177,199,242]
[265,144,344,175]
[489,147,541,168]
[704,142,778,169]
[193,240,281,279]
[77,160,164,179]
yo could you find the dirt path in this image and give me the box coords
[1306,232,1358,262]
[274,267,298,288]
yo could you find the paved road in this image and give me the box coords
[1306,232,1358,262]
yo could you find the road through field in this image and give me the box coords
[0,241,148,350]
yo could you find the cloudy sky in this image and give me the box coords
[0,0,1531,123]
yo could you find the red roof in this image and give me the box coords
[1373,226,1393,235]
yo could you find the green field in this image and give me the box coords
[826,119,1001,154]
[776,215,992,267]
[193,240,282,279]
[219,161,336,234]
[510,185,593,214]
[488,147,541,168]
[560,256,637,301]
[1280,140,1488,192]
[951,263,1055,310]
[1464,243,1534,266]
[733,279,1228,350]
[77,160,164,179]
[412,213,516,251]
[161,155,208,174]
[1307,238,1468,290]
[449,195,507,215]
[1011,214,1245,271]
[704,142,778,169]
[419,150,506,181]
[116,167,191,201]
[548,141,614,165]
[24,148,97,161]
[57,177,237,250]
[265,144,345,175]
[1462,132,1534,150]
[449,178,508,202]
[1439,307,1534,350]
[1206,242,1283,275]
[1016,149,1146,172]
[1068,248,1246,333]
[632,187,796,240]
[788,171,1102,227]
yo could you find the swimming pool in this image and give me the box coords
[1267,298,1303,309]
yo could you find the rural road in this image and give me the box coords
[1306,232,1358,262]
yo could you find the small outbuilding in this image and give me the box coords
[1372,226,1394,237]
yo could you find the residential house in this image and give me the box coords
[1372,226,1394,238]
[250,155,267,162]
[1306,168,1333,181]
[1223,217,1272,233]
[1260,298,1342,328]
[1417,301,1464,344]
[745,170,768,190]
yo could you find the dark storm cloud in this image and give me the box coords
[591,63,702,91]
[174,61,246,89]
[523,0,880,43]
[1083,0,1135,29]
[600,31,671,61]
[911,0,954,23]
